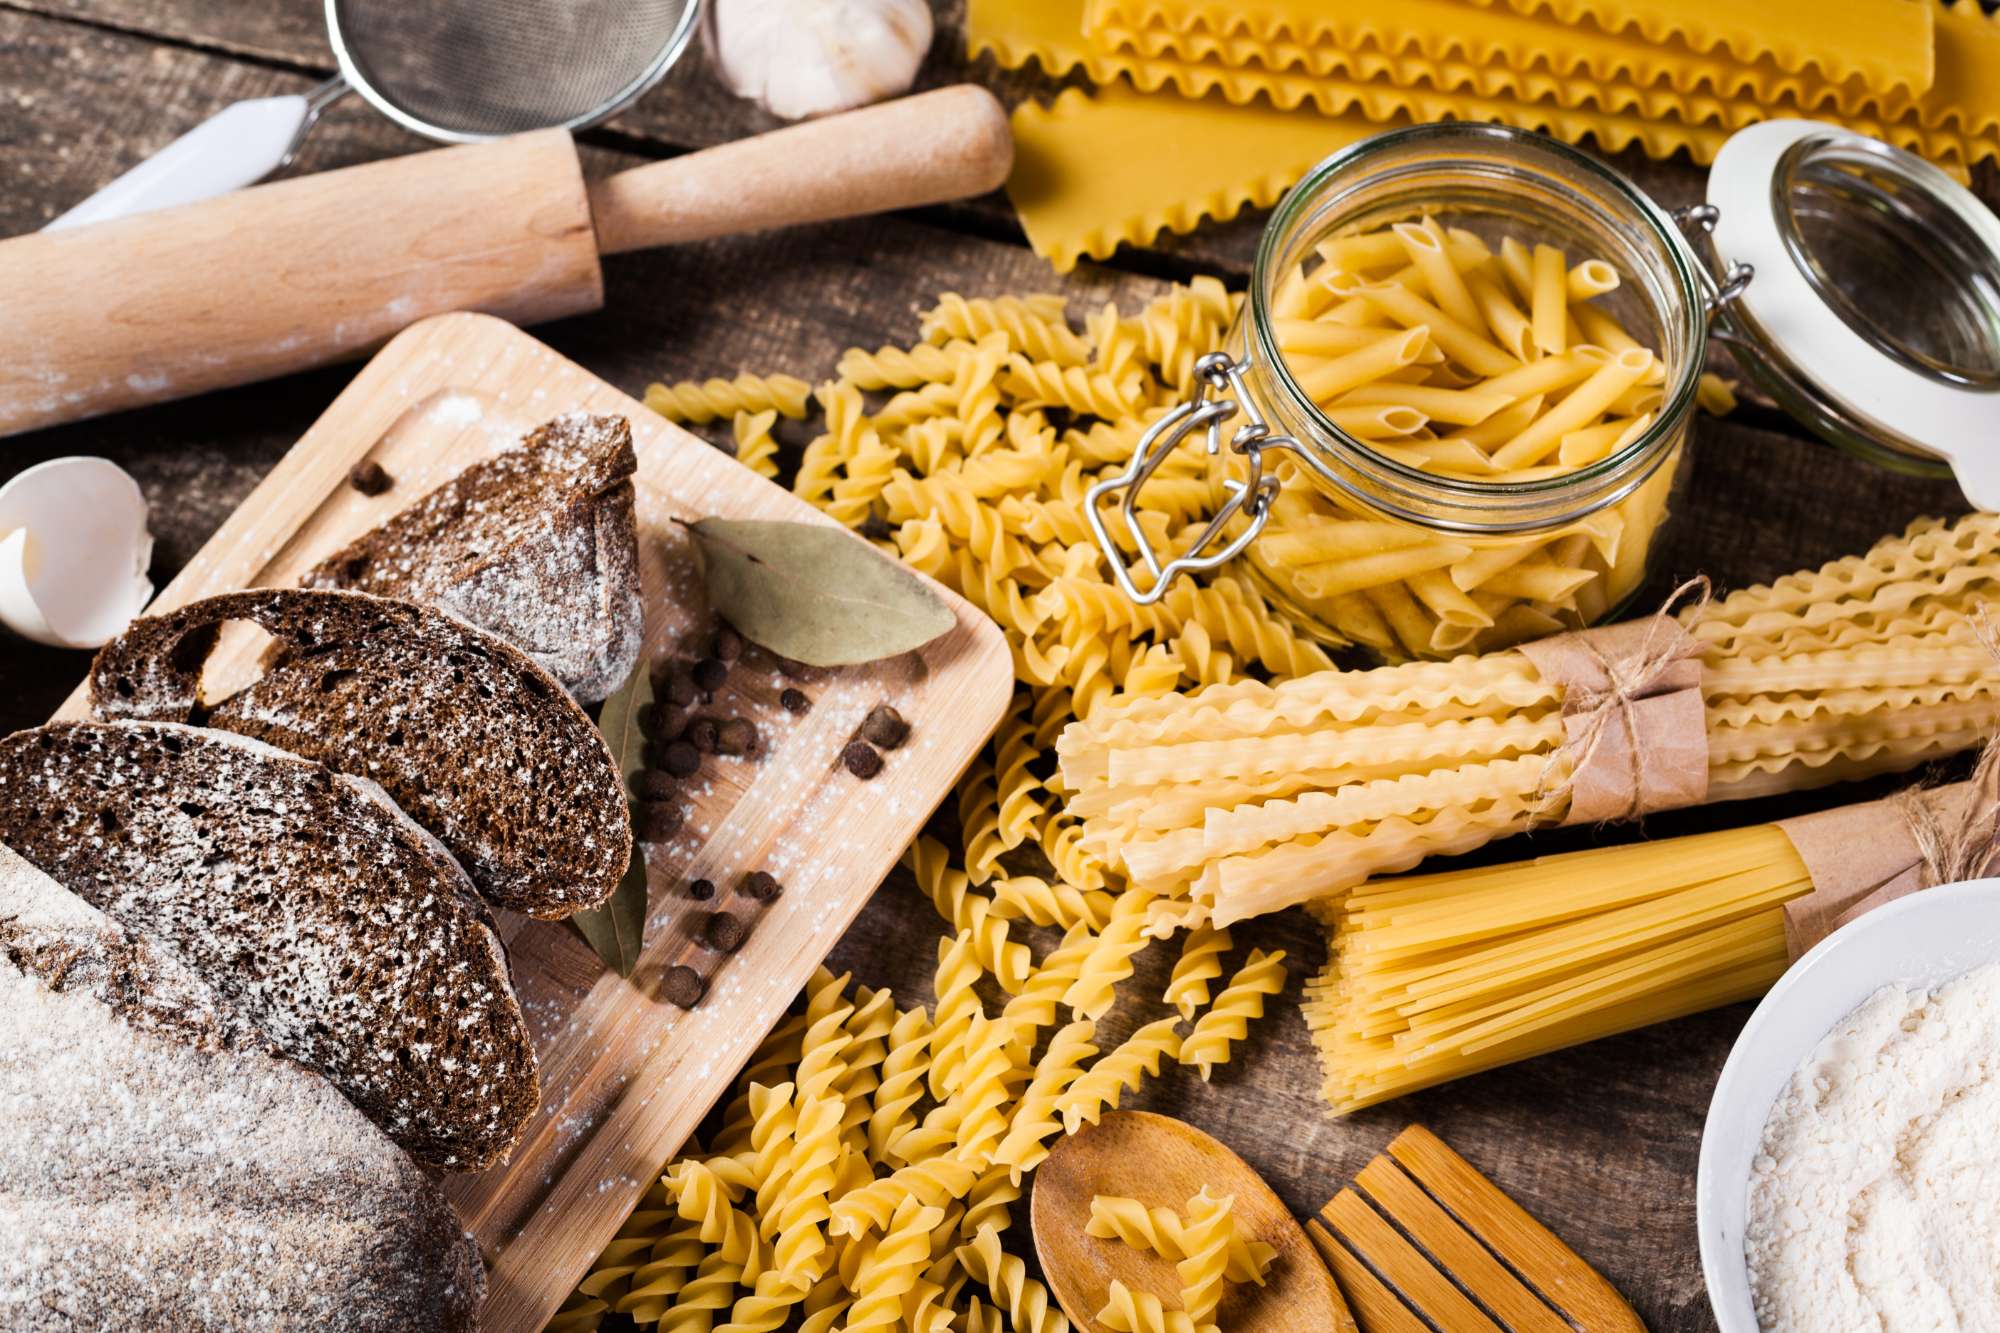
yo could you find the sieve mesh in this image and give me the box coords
[329,0,699,140]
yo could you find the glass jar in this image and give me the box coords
[1087,120,2000,663]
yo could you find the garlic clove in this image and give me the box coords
[0,457,154,649]
[709,0,933,122]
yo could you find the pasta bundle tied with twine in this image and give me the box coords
[1058,512,2000,930]
[1304,743,2000,1114]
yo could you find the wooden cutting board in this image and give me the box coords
[52,312,1015,1332]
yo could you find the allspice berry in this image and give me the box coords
[637,801,683,843]
[693,657,729,695]
[662,965,706,1009]
[688,877,716,901]
[716,718,759,757]
[704,910,748,953]
[780,688,812,716]
[860,704,910,750]
[687,718,721,754]
[632,769,677,802]
[841,741,884,780]
[662,664,699,707]
[661,740,701,777]
[744,870,782,902]
[348,460,393,496]
[649,701,690,742]
[715,624,744,662]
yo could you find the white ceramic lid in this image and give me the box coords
[1708,119,2000,507]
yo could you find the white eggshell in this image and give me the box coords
[0,457,154,649]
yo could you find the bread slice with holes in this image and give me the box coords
[90,588,631,920]
[0,720,539,1171]
[301,412,644,703]
[0,842,484,1330]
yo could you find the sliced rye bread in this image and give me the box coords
[89,588,631,919]
[0,720,539,1171]
[301,412,644,704]
[0,843,483,1330]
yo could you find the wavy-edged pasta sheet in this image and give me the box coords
[1085,0,1919,109]
[979,0,1991,268]
[1059,513,2000,926]
[1086,0,2000,138]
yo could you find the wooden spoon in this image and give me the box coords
[1032,1111,1357,1333]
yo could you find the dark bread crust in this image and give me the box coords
[0,844,484,1330]
[0,721,539,1171]
[89,588,632,919]
[302,413,644,704]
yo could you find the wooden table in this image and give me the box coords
[0,5,1984,1329]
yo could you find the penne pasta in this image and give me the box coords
[1492,349,1654,469]
[1358,283,1520,378]
[1395,218,1484,331]
[1293,327,1430,402]
[1530,243,1569,355]
[1467,270,1535,362]
[1566,259,1620,300]
[1293,542,1475,599]
[1337,381,1512,426]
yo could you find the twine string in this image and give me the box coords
[1894,604,2000,887]
[1532,576,1712,823]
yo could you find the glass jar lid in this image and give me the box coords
[1707,120,2000,504]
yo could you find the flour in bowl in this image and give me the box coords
[1744,962,2000,1332]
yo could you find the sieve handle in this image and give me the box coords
[586,85,1013,255]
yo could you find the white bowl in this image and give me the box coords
[1696,877,2000,1331]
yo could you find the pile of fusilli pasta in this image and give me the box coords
[550,287,1312,1330]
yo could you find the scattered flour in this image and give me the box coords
[1745,963,2000,1332]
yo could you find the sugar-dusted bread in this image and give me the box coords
[0,721,538,1170]
[0,843,484,1330]
[302,412,644,703]
[89,588,631,919]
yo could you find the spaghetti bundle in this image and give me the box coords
[1058,512,2000,929]
[1303,825,1808,1112]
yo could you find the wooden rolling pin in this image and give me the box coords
[0,85,1012,437]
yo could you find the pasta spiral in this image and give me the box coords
[730,409,780,481]
[845,1198,944,1331]
[906,836,1030,993]
[922,293,1089,366]
[1061,892,1154,1021]
[991,1020,1097,1179]
[957,1224,1070,1333]
[645,371,812,425]
[866,1005,933,1166]
[1162,924,1233,1022]
[1176,1188,1233,1325]
[1085,1196,1274,1285]
[1057,1018,1184,1134]
[1179,949,1287,1081]
[1096,1279,1210,1333]
[837,339,976,390]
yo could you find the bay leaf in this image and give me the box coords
[684,518,955,667]
[569,662,654,976]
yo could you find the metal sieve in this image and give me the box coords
[49,0,701,230]
[328,0,700,142]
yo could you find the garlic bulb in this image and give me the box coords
[708,0,934,121]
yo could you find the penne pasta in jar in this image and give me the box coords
[1086,124,1709,663]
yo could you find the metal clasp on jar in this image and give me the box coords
[1084,351,1305,604]
[1672,203,1755,322]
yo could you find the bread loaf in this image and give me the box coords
[0,843,484,1330]
[90,588,631,919]
[302,412,644,703]
[0,721,539,1170]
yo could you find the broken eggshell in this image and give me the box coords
[0,457,154,648]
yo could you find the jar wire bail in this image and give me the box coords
[1084,351,1297,605]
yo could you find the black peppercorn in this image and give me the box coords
[744,870,782,902]
[348,460,393,496]
[636,801,683,843]
[716,718,759,757]
[860,704,910,750]
[662,965,706,1009]
[780,688,812,716]
[661,740,701,777]
[704,911,747,953]
[688,877,716,901]
[841,741,884,779]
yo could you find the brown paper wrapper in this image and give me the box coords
[1519,615,1709,825]
[1777,782,1978,961]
